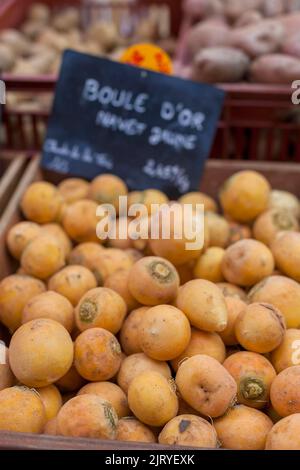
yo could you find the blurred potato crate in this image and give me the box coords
[174,12,300,162]
[0,0,180,152]
[0,0,181,33]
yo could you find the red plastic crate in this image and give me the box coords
[2,78,299,162]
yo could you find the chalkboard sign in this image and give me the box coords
[42,50,225,198]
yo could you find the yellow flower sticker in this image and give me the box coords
[120,43,173,75]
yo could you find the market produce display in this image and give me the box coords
[0,2,174,77]
[182,0,300,83]
[0,1,175,112]
[1,169,300,450]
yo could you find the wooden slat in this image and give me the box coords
[0,430,205,451]
[0,156,27,215]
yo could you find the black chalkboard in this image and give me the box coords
[42,50,225,198]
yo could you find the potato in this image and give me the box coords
[263,0,284,17]
[159,414,217,448]
[0,347,14,392]
[205,212,230,248]
[224,0,264,20]
[176,279,228,333]
[77,382,129,419]
[21,20,45,40]
[117,353,171,394]
[149,203,205,266]
[271,232,300,281]
[235,303,286,353]
[18,50,57,75]
[223,351,276,409]
[21,182,63,224]
[58,178,90,203]
[250,54,300,84]
[0,44,15,71]
[89,174,127,213]
[214,405,273,450]
[116,417,156,443]
[0,386,46,433]
[128,370,178,427]
[194,247,225,282]
[186,20,230,59]
[28,3,50,23]
[9,319,73,388]
[219,297,246,346]
[128,256,179,306]
[265,414,300,450]
[171,328,226,372]
[22,291,74,333]
[271,329,300,373]
[176,355,237,418]
[179,191,217,213]
[41,224,72,258]
[139,305,191,361]
[0,29,30,56]
[270,366,300,417]
[87,21,120,52]
[235,10,263,27]
[55,365,85,393]
[282,32,300,58]
[39,28,70,52]
[87,248,133,285]
[6,221,41,260]
[192,47,250,83]
[222,239,274,287]
[74,328,122,382]
[119,307,149,355]
[184,0,224,18]
[37,384,62,421]
[229,20,284,58]
[220,171,271,223]
[52,8,80,32]
[21,235,65,280]
[48,265,97,307]
[75,287,127,334]
[277,11,300,35]
[104,269,140,312]
[44,417,58,436]
[227,222,252,245]
[57,394,118,439]
[0,275,45,332]
[269,190,300,218]
[253,210,299,246]
[217,282,248,301]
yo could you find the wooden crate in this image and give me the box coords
[2,156,300,279]
[1,156,300,450]
[0,154,28,216]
